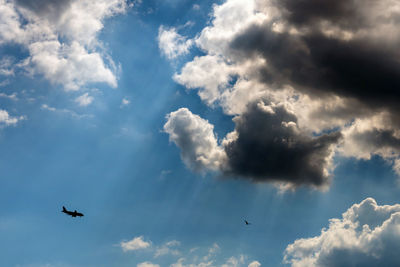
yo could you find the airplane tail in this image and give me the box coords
[62,206,67,212]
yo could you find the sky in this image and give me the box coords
[1,0,400,266]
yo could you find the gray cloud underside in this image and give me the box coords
[224,101,341,186]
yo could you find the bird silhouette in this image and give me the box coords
[244,219,251,225]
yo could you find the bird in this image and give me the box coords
[244,219,251,225]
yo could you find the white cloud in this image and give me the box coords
[173,55,237,106]
[133,239,259,267]
[154,240,181,258]
[284,198,400,267]
[75,93,93,107]
[221,255,245,267]
[0,0,127,90]
[41,104,92,119]
[0,92,17,100]
[248,261,261,267]
[158,26,193,59]
[120,236,151,252]
[164,108,226,172]
[0,109,25,126]
[0,57,14,76]
[121,97,130,107]
[137,262,160,267]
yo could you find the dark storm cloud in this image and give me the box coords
[227,0,400,121]
[231,24,400,110]
[224,101,341,187]
[277,0,362,29]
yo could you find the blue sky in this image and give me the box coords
[1,0,400,266]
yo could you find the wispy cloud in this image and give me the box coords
[75,93,94,107]
[0,92,17,100]
[41,104,92,119]
[120,236,151,252]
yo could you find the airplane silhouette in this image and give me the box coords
[244,219,251,225]
[62,206,84,217]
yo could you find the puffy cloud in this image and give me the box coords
[158,26,193,60]
[164,101,341,188]
[75,92,93,107]
[247,261,261,267]
[165,0,400,186]
[137,262,160,267]
[0,0,127,90]
[164,108,227,172]
[0,109,25,127]
[120,236,151,252]
[284,198,400,267]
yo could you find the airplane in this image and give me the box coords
[62,206,84,217]
[244,219,251,225]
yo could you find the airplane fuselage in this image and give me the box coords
[62,206,84,217]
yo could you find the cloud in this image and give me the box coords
[0,109,25,127]
[154,240,181,258]
[0,92,17,100]
[120,236,151,252]
[223,101,341,187]
[137,262,160,267]
[0,57,15,76]
[164,108,226,172]
[158,26,193,60]
[165,0,400,187]
[126,238,259,267]
[121,97,130,107]
[248,261,261,267]
[164,101,341,188]
[41,104,92,119]
[0,0,127,90]
[75,93,93,107]
[284,198,400,267]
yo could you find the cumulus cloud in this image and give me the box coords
[223,101,341,187]
[0,109,25,127]
[164,108,226,172]
[0,0,128,90]
[284,198,400,267]
[247,261,261,267]
[164,101,341,188]
[137,262,160,267]
[164,0,400,187]
[120,236,151,252]
[158,26,193,59]
[75,92,93,107]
